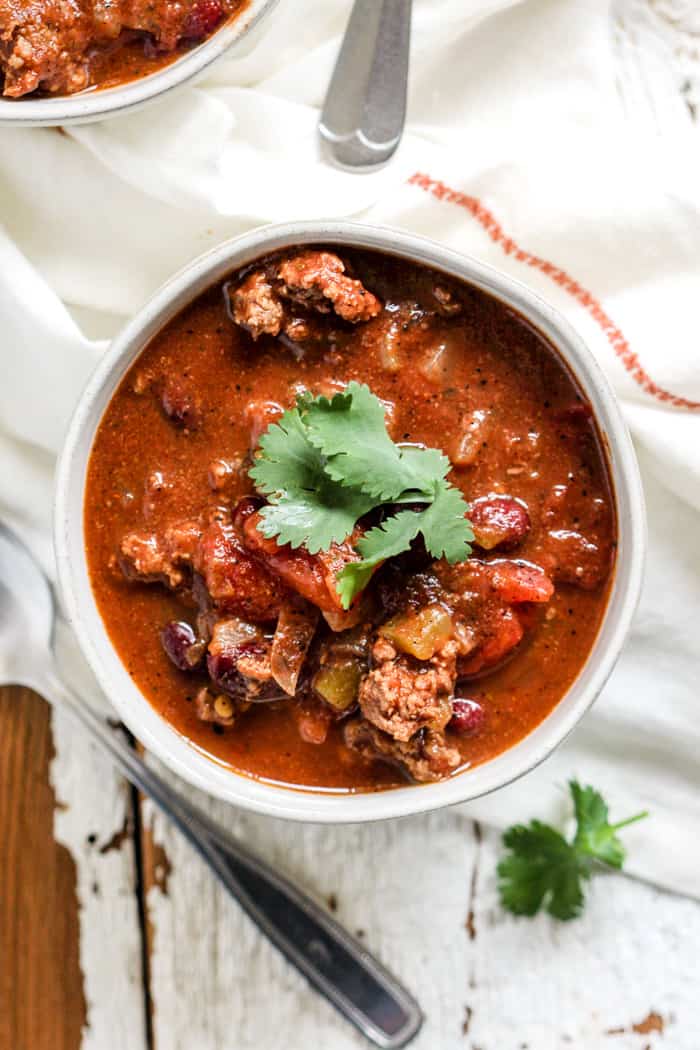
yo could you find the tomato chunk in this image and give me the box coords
[241,511,359,612]
[489,561,554,604]
[470,495,530,551]
[459,607,525,676]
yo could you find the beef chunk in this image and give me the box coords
[195,519,289,622]
[118,520,201,588]
[358,636,456,742]
[1,0,221,99]
[278,252,382,323]
[227,251,382,343]
[344,719,461,783]
[1,1,91,98]
[230,271,285,340]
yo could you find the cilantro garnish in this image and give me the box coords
[249,382,473,607]
[303,383,452,500]
[497,781,648,921]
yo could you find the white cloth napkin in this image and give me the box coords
[1,0,699,899]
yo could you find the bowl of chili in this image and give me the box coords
[0,0,278,126]
[54,221,646,823]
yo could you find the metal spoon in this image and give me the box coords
[0,521,423,1049]
[320,0,412,170]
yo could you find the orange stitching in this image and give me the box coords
[408,172,700,411]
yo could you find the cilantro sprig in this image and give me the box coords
[497,781,648,921]
[249,382,473,607]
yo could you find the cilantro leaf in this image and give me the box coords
[304,382,449,500]
[570,780,648,869]
[251,405,375,552]
[250,385,474,598]
[417,481,473,561]
[256,487,374,554]
[498,822,588,920]
[335,485,473,608]
[249,407,326,499]
[498,782,648,921]
[335,510,425,609]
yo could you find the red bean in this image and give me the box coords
[161,621,202,671]
[183,0,225,40]
[449,699,485,736]
[161,377,201,429]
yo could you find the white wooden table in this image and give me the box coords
[3,4,699,1048]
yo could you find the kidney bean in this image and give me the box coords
[449,698,485,736]
[183,0,225,40]
[161,621,204,671]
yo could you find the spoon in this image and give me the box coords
[320,0,412,170]
[0,521,423,1049]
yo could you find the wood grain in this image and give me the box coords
[0,686,87,1050]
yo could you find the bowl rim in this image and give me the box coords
[54,220,646,823]
[0,0,279,127]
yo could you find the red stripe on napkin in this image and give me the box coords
[409,173,700,411]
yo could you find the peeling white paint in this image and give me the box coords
[50,627,147,1050]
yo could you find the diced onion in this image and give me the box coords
[270,603,319,695]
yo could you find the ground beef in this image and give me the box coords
[0,0,226,98]
[227,250,382,343]
[118,520,202,588]
[230,271,285,340]
[358,636,457,742]
[278,252,382,323]
[344,719,461,783]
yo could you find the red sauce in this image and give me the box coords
[1,0,248,99]
[84,247,616,792]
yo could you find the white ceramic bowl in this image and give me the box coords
[55,221,646,823]
[0,0,278,127]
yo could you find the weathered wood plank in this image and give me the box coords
[465,827,700,1050]
[140,758,700,1050]
[49,694,149,1050]
[139,763,475,1050]
[0,686,87,1050]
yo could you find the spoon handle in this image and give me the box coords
[320,0,412,170]
[45,671,423,1049]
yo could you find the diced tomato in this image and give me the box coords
[488,561,554,604]
[241,511,359,612]
[470,495,530,552]
[459,607,525,676]
[196,520,287,621]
